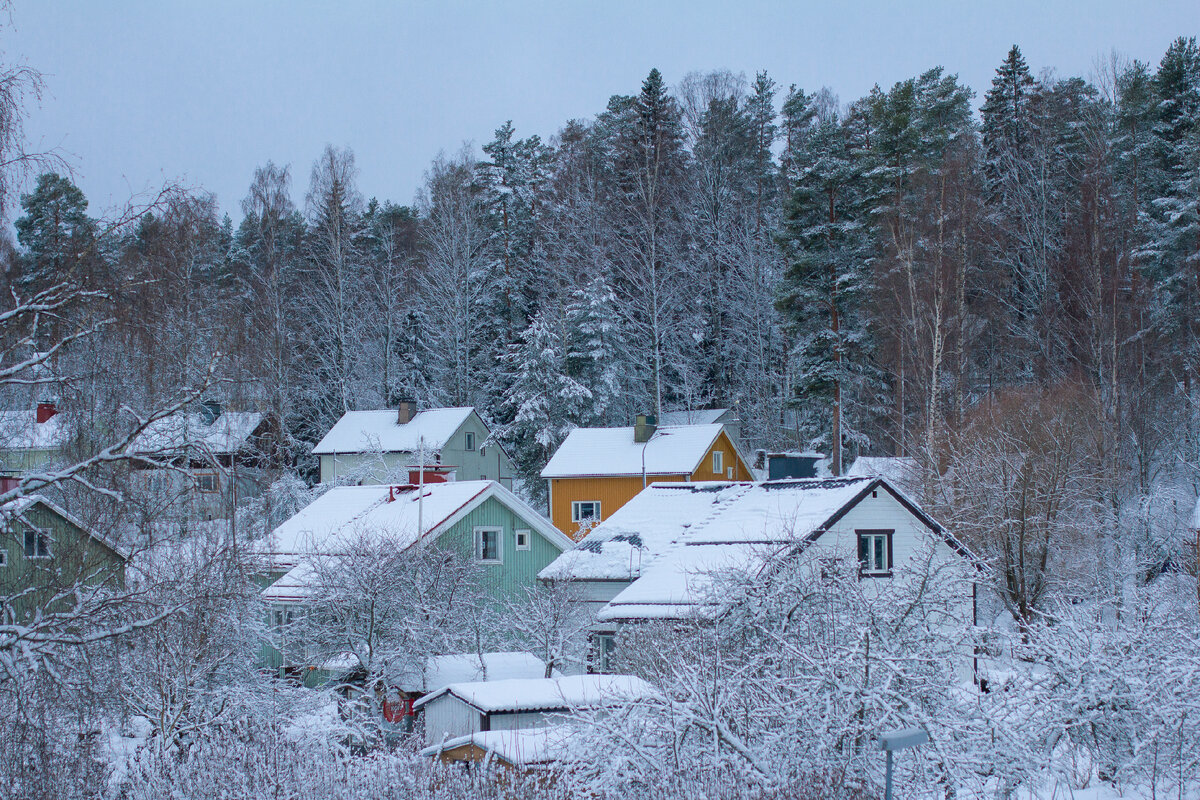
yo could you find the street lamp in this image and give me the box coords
[641,430,672,489]
[879,727,928,800]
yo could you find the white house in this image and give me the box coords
[414,674,658,748]
[312,403,514,487]
[539,476,978,670]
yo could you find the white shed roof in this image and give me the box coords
[413,674,657,714]
[0,410,68,451]
[312,407,474,455]
[540,423,728,478]
[394,652,552,694]
[657,408,730,426]
[420,725,575,765]
[131,410,265,456]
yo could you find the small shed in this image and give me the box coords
[420,724,574,770]
[414,674,657,747]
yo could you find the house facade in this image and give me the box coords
[129,402,283,521]
[0,403,68,479]
[540,417,752,540]
[313,404,514,488]
[539,476,978,672]
[258,480,573,677]
[0,496,126,620]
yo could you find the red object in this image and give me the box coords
[0,476,19,493]
[382,696,414,722]
[408,467,450,484]
[36,402,57,423]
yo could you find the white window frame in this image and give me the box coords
[474,526,503,564]
[571,501,601,524]
[857,530,893,577]
[712,450,724,474]
[195,472,219,493]
[465,431,476,451]
[515,529,531,551]
[24,529,51,559]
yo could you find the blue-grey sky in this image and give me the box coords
[10,1,1198,221]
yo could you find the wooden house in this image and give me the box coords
[129,401,283,521]
[313,403,515,488]
[0,495,126,620]
[540,416,752,540]
[539,476,978,673]
[257,479,573,677]
[0,402,68,480]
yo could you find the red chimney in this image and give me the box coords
[408,467,451,485]
[36,402,57,424]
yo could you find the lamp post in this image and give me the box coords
[641,430,672,489]
[879,727,928,800]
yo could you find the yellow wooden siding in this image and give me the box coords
[688,430,753,482]
[551,475,685,539]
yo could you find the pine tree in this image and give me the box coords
[14,172,97,293]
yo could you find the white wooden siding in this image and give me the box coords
[421,694,484,746]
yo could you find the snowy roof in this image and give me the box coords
[420,725,575,766]
[657,408,730,426]
[393,652,552,694]
[312,407,475,455]
[1,495,128,560]
[414,674,657,714]
[540,478,878,583]
[131,410,265,457]
[845,456,920,490]
[259,480,571,596]
[540,423,730,478]
[582,477,967,622]
[0,410,68,452]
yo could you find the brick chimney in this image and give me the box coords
[36,402,57,424]
[397,398,418,425]
[634,413,658,443]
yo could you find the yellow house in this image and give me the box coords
[541,416,753,539]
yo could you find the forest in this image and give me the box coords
[1,19,1199,800]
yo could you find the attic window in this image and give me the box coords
[475,526,502,563]
[712,450,724,474]
[465,432,476,451]
[24,530,51,559]
[857,530,893,577]
[515,529,531,551]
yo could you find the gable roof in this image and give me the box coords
[312,407,475,455]
[0,410,68,452]
[413,674,657,714]
[538,476,973,622]
[131,410,266,457]
[259,480,572,600]
[0,495,128,561]
[540,423,738,479]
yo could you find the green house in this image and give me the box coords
[0,495,127,621]
[257,479,572,679]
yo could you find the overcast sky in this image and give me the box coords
[9,1,1198,221]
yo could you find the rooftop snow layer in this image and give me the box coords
[540,423,726,478]
[845,456,920,490]
[258,481,491,570]
[657,408,729,426]
[131,410,264,456]
[419,725,575,765]
[413,674,658,714]
[312,407,474,455]
[0,410,67,451]
[394,652,552,694]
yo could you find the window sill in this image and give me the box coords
[859,571,892,579]
[476,559,502,565]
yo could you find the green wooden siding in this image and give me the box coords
[432,496,563,602]
[0,502,125,621]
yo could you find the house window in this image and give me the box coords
[465,432,476,451]
[0,549,6,567]
[24,530,51,559]
[712,450,724,473]
[590,632,617,674]
[195,472,219,493]
[475,527,502,563]
[857,530,893,577]
[515,529,531,551]
[571,501,601,524]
